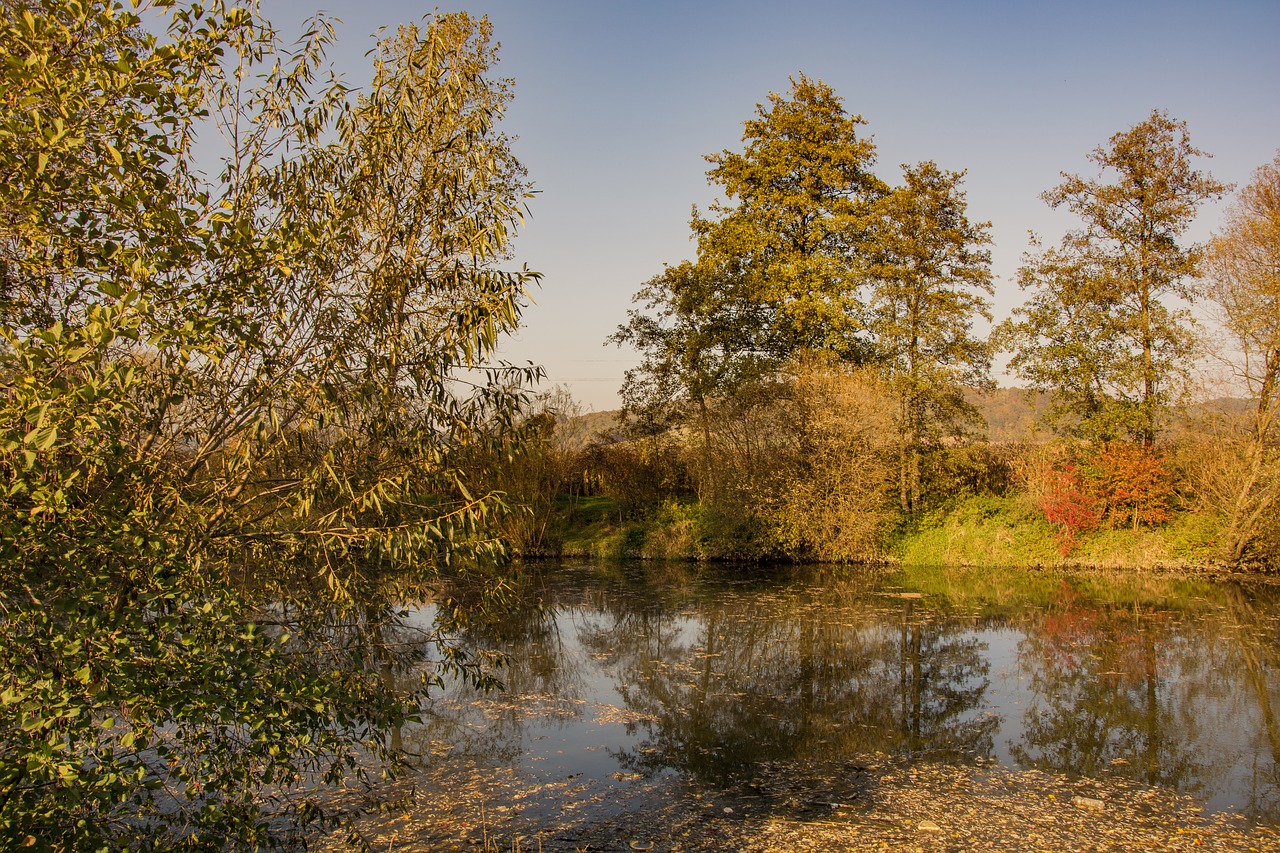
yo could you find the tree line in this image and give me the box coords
[580,76,1279,565]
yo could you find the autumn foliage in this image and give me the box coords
[1018,442,1174,554]
[1085,442,1174,530]
[1036,463,1105,554]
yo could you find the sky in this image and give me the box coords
[267,0,1280,411]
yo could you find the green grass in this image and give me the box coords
[891,495,1229,574]
[536,491,1238,577]
[544,496,704,560]
[892,495,1061,568]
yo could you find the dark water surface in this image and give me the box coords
[402,562,1280,825]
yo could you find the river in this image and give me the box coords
[378,561,1280,845]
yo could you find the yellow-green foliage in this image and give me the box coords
[769,359,898,561]
[895,496,1061,568]
[894,494,1225,571]
[0,3,535,846]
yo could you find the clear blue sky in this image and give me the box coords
[269,0,1279,410]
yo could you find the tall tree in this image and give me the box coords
[1001,111,1226,445]
[693,74,887,364]
[868,161,994,513]
[1202,153,1280,560]
[614,76,885,407]
[612,75,885,498]
[1209,153,1280,437]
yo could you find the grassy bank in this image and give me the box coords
[536,496,717,561]
[525,493,1251,575]
[892,495,1227,571]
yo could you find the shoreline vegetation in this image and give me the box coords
[512,494,1249,573]
[513,491,1258,576]
[491,392,1279,579]
[3,1,1277,848]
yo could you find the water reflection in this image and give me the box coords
[1005,581,1280,822]
[1012,587,1206,789]
[578,589,996,786]
[404,563,1280,825]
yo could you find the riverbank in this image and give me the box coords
[526,494,1268,576]
[319,749,1279,852]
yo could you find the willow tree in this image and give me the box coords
[868,162,993,514]
[1000,111,1226,445]
[0,2,536,846]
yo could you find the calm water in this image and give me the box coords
[401,562,1280,825]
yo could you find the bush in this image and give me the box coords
[767,360,899,561]
[1013,441,1174,554]
[580,434,692,518]
[1084,441,1174,530]
[1037,462,1105,554]
[1174,428,1280,564]
[929,442,1022,501]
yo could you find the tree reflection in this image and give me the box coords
[399,573,585,767]
[1221,583,1280,822]
[1012,583,1207,792]
[578,584,996,786]
[371,565,1280,828]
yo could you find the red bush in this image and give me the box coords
[1038,463,1104,554]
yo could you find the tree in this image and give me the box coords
[613,75,885,415]
[615,80,999,519]
[610,259,774,497]
[692,74,886,364]
[613,76,884,500]
[0,2,536,846]
[1199,153,1280,560]
[1000,111,1226,445]
[868,161,993,513]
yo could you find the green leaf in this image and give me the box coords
[28,425,58,451]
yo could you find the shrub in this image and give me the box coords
[768,360,899,561]
[1084,441,1174,530]
[1037,463,1105,554]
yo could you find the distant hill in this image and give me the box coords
[554,408,624,449]
[561,390,1253,450]
[965,387,1053,443]
[563,389,1055,447]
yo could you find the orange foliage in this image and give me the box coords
[1084,442,1173,530]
